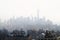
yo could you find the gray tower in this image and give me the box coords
[37,9,39,20]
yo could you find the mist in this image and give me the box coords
[0,16,60,31]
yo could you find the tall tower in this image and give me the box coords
[31,14,33,21]
[37,9,39,20]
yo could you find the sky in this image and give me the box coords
[0,0,60,24]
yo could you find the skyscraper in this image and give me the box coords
[37,9,39,20]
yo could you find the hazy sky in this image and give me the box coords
[0,0,60,24]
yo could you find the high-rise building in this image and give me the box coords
[37,9,39,20]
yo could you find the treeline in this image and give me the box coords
[0,28,60,40]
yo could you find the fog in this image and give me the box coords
[0,17,60,31]
[0,0,60,24]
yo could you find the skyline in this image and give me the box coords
[0,0,60,24]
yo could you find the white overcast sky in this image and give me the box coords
[0,0,60,24]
